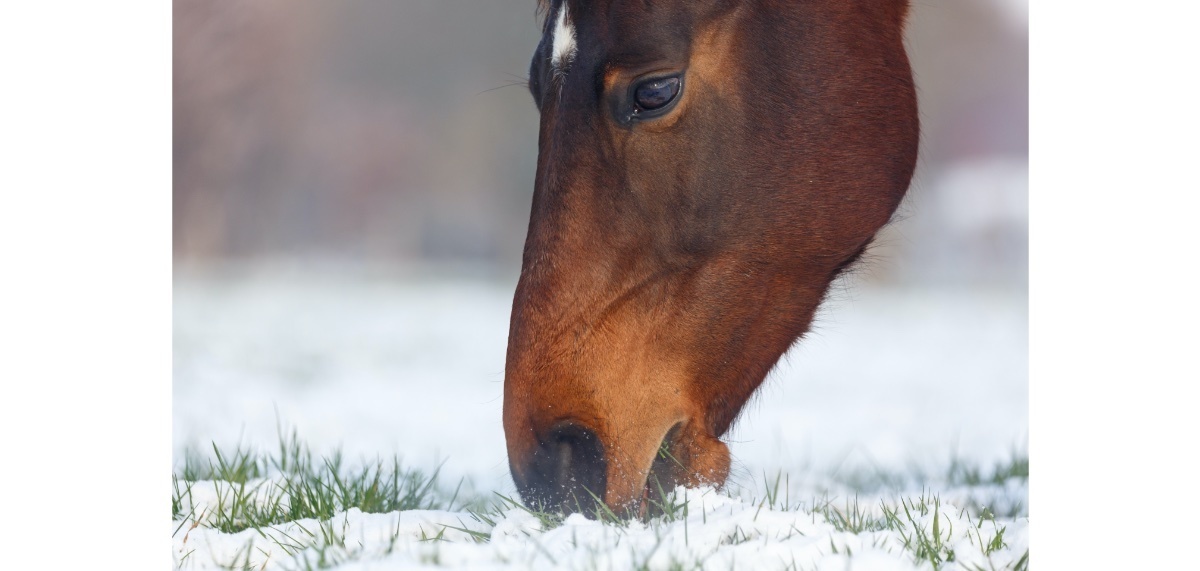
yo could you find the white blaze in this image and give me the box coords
[551,4,577,70]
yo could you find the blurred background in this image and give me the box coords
[173,0,1027,285]
[173,0,1028,489]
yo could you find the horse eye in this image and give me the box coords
[633,77,680,111]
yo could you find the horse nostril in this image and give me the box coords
[520,422,607,516]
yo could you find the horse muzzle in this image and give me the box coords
[505,410,730,518]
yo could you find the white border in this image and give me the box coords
[0,1,171,567]
[1,0,1199,567]
[1031,0,1200,567]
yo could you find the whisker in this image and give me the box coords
[474,80,530,97]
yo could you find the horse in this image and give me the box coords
[503,0,919,517]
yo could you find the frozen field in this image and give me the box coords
[173,270,1028,569]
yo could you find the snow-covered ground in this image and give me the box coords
[173,270,1027,569]
[175,482,1027,571]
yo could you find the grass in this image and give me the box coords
[173,429,477,534]
[947,449,1029,487]
[174,432,1028,570]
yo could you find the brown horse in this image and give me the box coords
[503,0,919,517]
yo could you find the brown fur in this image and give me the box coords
[505,0,919,516]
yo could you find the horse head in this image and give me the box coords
[504,0,919,516]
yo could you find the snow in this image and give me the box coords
[173,271,1027,569]
[174,483,1027,570]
